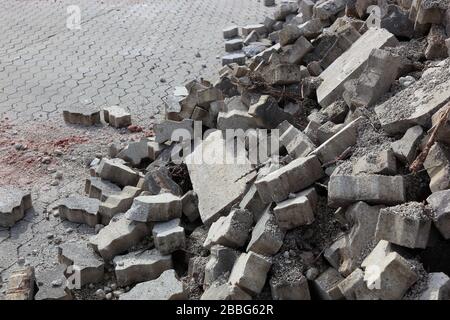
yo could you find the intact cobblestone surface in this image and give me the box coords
[0,0,274,298]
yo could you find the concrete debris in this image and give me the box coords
[152,218,185,254]
[85,177,121,201]
[278,120,316,158]
[204,245,239,288]
[58,196,100,227]
[103,106,132,128]
[229,251,272,295]
[201,281,251,300]
[419,272,450,300]
[352,150,397,175]
[154,119,194,144]
[270,273,311,300]
[0,186,32,227]
[312,267,344,300]
[125,193,181,223]
[34,265,72,300]
[99,186,142,225]
[63,106,101,126]
[119,269,186,300]
[58,242,105,286]
[427,190,450,239]
[181,190,200,222]
[5,267,35,300]
[113,249,173,287]
[97,158,140,187]
[424,142,450,192]
[391,125,424,164]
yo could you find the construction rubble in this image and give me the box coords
[3,0,450,300]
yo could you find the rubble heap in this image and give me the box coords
[4,0,450,300]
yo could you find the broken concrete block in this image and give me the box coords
[229,252,272,295]
[338,202,382,275]
[225,38,243,53]
[298,19,324,39]
[427,190,450,239]
[273,187,317,230]
[63,106,101,126]
[97,158,139,187]
[125,193,182,222]
[143,163,183,197]
[153,218,185,255]
[344,49,402,108]
[58,196,100,227]
[312,117,362,164]
[117,138,152,166]
[353,150,398,175]
[247,208,285,256]
[217,109,259,130]
[181,191,200,222]
[320,100,349,124]
[380,5,415,39]
[282,36,314,64]
[317,28,398,107]
[328,175,406,207]
[223,26,239,39]
[113,249,172,287]
[0,186,32,227]
[90,215,150,261]
[432,104,450,145]
[375,202,432,249]
[255,155,324,203]
[264,64,303,86]
[201,281,251,300]
[316,122,345,144]
[203,208,253,249]
[312,267,344,300]
[58,242,105,286]
[391,125,423,164]
[426,24,449,59]
[375,60,450,135]
[278,120,316,158]
[85,177,121,202]
[222,52,246,66]
[337,268,378,300]
[99,186,141,225]
[248,95,292,129]
[409,0,448,25]
[241,24,266,37]
[270,273,311,300]
[279,24,302,46]
[119,269,186,300]
[320,25,361,70]
[34,265,72,300]
[274,1,299,21]
[361,242,418,300]
[5,267,35,300]
[243,30,259,46]
[197,87,223,107]
[314,0,346,20]
[185,131,256,225]
[424,142,450,192]
[103,106,131,128]
[204,245,239,288]
[154,119,194,144]
[419,272,450,300]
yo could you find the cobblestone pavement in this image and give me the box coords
[0,0,274,298]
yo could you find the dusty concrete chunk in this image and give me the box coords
[204,245,239,288]
[247,208,285,256]
[255,155,324,203]
[154,119,194,144]
[312,267,344,300]
[337,268,378,300]
[391,125,423,164]
[427,190,450,239]
[58,242,105,286]
[85,177,121,201]
[241,24,266,36]
[424,142,450,192]
[432,104,450,145]
[409,0,448,26]
[90,215,150,261]
[419,272,450,300]
[153,218,185,254]
[185,131,256,225]
[229,252,272,295]
[353,150,397,175]
[119,269,186,300]
[223,26,239,39]
[201,281,251,300]
[99,186,141,225]
[181,191,200,222]
[279,24,302,46]
[270,273,311,300]
[375,202,432,249]
[5,267,35,300]
[34,265,72,300]
[59,196,100,227]
[222,52,246,66]
[204,208,253,249]
[361,241,418,300]
[63,106,101,126]
[248,95,292,129]
[0,186,32,227]
[117,138,153,166]
[425,24,448,60]
[103,106,131,128]
[317,28,398,107]
[278,120,316,158]
[265,63,303,85]
[97,158,139,187]
[298,19,324,39]
[328,175,406,207]
[282,36,313,64]
[125,193,182,222]
[113,249,172,287]
[225,38,244,53]
[217,109,259,130]
[312,117,362,164]
[143,163,183,196]
[273,187,317,230]
[375,60,450,135]
[314,0,346,19]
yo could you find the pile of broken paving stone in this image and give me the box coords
[2,0,450,300]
